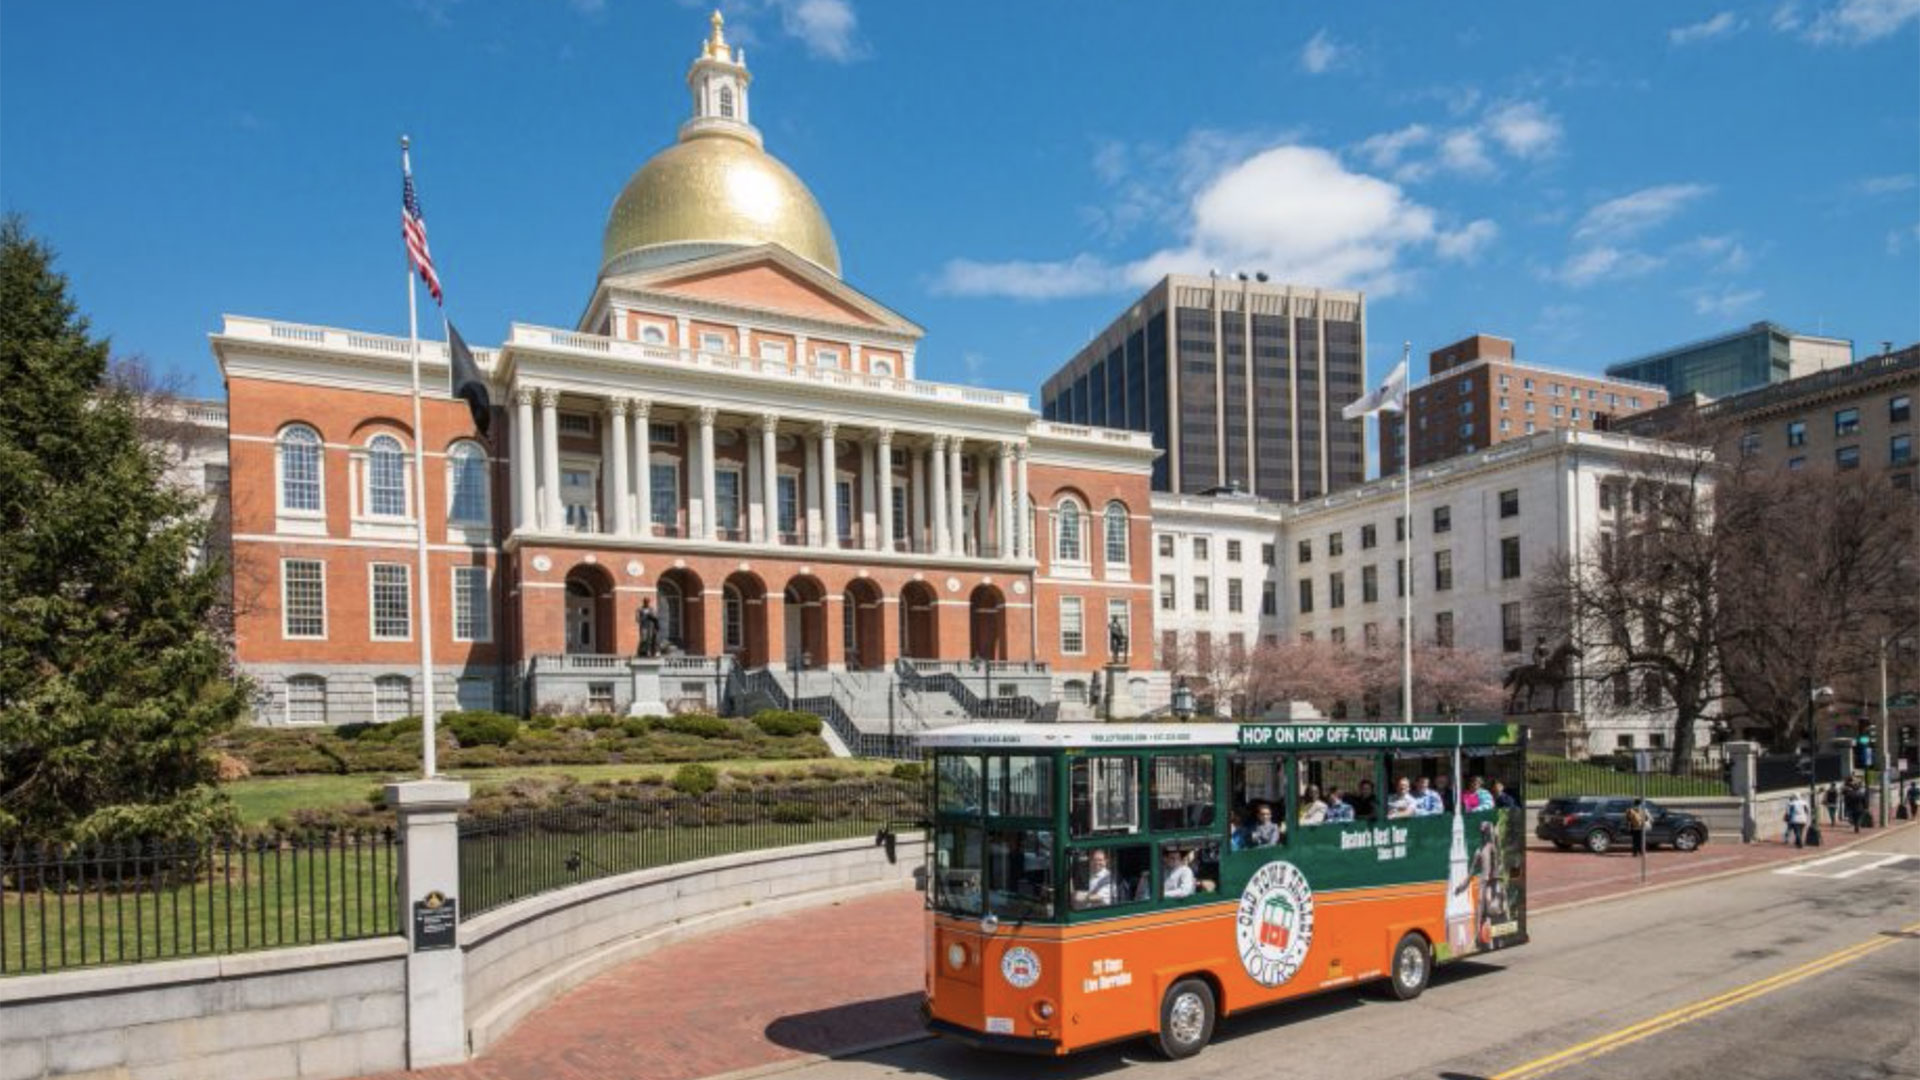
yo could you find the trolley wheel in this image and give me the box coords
[1585,828,1614,854]
[1153,978,1216,1060]
[1386,933,1432,1001]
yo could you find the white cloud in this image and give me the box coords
[1889,223,1920,255]
[1482,100,1564,159]
[774,0,863,62]
[1670,11,1744,43]
[1772,2,1805,30]
[1554,246,1663,287]
[1575,183,1714,241]
[1436,219,1500,262]
[1693,286,1765,317]
[1300,29,1350,74]
[1437,130,1496,176]
[1807,0,1920,42]
[1858,173,1918,195]
[1355,124,1433,171]
[937,144,1482,300]
[1079,129,1284,241]
[1682,233,1752,273]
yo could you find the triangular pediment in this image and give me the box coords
[594,245,922,337]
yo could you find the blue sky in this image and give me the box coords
[4,1,1916,408]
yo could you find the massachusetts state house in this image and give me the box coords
[214,14,1160,732]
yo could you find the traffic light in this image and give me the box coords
[1854,732,1876,770]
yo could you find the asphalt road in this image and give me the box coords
[784,827,1920,1080]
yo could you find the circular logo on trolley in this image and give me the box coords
[1000,946,1042,989]
[1235,861,1315,988]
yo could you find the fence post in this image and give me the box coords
[1726,741,1758,844]
[387,779,472,1068]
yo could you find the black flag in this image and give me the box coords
[446,321,492,435]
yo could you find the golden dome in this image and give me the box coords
[601,131,841,278]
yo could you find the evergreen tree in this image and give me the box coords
[0,216,246,842]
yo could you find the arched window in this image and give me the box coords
[656,580,684,649]
[723,584,744,652]
[278,425,323,512]
[1104,501,1130,565]
[718,85,735,119]
[871,359,894,377]
[373,675,412,723]
[1055,498,1085,563]
[368,435,409,517]
[285,675,327,725]
[447,441,489,524]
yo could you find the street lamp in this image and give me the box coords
[1804,679,1834,846]
[1171,678,1196,722]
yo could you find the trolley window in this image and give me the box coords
[1070,756,1140,837]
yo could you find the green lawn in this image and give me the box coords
[225,758,894,827]
[1528,754,1727,799]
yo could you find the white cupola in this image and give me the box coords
[682,10,760,148]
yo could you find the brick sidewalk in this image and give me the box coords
[360,822,1912,1080]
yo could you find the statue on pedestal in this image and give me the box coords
[1503,637,1583,714]
[1108,617,1129,663]
[638,600,661,659]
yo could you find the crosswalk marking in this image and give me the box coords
[1776,850,1916,878]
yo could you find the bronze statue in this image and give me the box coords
[638,599,661,658]
[1108,616,1129,661]
[1504,639,1583,714]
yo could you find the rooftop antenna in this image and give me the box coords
[1882,340,1894,356]
[1255,271,1270,282]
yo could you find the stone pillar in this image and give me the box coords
[698,406,718,540]
[385,780,471,1070]
[947,438,966,556]
[876,427,895,553]
[997,442,1014,559]
[929,436,950,555]
[805,429,823,547]
[538,389,561,531]
[1015,443,1031,558]
[512,390,536,532]
[909,442,926,554]
[632,401,653,536]
[607,399,630,537]
[759,414,780,543]
[1727,740,1759,843]
[860,436,879,551]
[818,421,839,547]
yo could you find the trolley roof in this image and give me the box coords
[917,722,1525,751]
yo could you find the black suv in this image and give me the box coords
[1536,797,1709,854]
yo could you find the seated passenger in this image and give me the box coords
[1350,779,1378,818]
[1489,779,1519,810]
[1462,776,1490,811]
[1324,787,1356,823]
[1412,776,1445,816]
[1227,810,1250,851]
[1299,785,1328,825]
[1386,777,1417,819]
[1078,849,1116,908]
[1162,848,1196,898]
[1248,803,1283,847]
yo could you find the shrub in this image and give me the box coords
[658,715,734,739]
[890,761,924,782]
[750,710,822,738]
[671,763,719,796]
[769,802,816,824]
[621,718,653,739]
[447,711,519,748]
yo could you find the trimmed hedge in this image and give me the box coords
[750,710,822,737]
[656,715,735,739]
[671,763,719,796]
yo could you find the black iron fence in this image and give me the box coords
[457,782,921,918]
[0,830,401,977]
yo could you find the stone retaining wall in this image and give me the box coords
[0,937,408,1080]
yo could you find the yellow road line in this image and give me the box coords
[1491,920,1920,1080]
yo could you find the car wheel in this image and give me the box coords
[1552,840,1573,851]
[1386,933,1432,1001]
[1585,828,1613,854]
[1154,978,1215,1060]
[1672,827,1703,852]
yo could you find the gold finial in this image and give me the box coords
[705,9,730,61]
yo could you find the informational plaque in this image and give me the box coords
[413,890,457,951]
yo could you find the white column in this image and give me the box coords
[977,449,993,556]
[909,442,927,554]
[608,399,631,537]
[929,436,950,555]
[759,414,780,544]
[805,430,823,546]
[997,442,1014,558]
[698,406,718,540]
[876,428,895,553]
[631,401,652,536]
[538,389,561,530]
[818,421,839,546]
[947,438,966,556]
[1015,442,1031,558]
[860,435,879,551]
[512,389,536,532]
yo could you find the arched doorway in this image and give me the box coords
[968,584,1006,661]
[564,564,616,655]
[900,580,940,660]
[722,571,769,667]
[783,575,827,667]
[844,579,884,670]
[654,567,705,655]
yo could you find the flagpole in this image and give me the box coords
[1400,341,1413,728]
[403,135,439,780]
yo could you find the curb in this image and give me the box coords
[696,1032,933,1080]
[1532,816,1920,917]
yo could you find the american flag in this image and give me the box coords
[402,155,442,304]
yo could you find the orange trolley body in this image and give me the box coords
[916,722,1530,1057]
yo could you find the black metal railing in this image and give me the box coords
[894,658,1042,721]
[457,783,920,918]
[0,830,401,977]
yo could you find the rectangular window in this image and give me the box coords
[1837,445,1861,470]
[1262,581,1277,617]
[1395,515,1405,542]
[282,559,326,638]
[1501,601,1523,654]
[1893,395,1912,423]
[1435,611,1454,648]
[1739,431,1761,456]
[561,467,596,532]
[650,462,678,531]
[285,677,327,726]
[777,474,800,538]
[1329,571,1346,609]
[1328,531,1344,556]
[1363,622,1379,648]
[1788,456,1806,471]
[588,682,616,712]
[1228,578,1244,614]
[1193,577,1211,612]
[1499,488,1519,518]
[1893,434,1913,465]
[453,567,490,642]
[1835,408,1860,437]
[1434,549,1453,591]
[1261,543,1276,567]
[1501,536,1522,580]
[835,479,853,541]
[1433,506,1451,534]
[1226,539,1242,563]
[1194,537,1210,560]
[1361,524,1377,549]
[813,347,843,369]
[374,676,413,723]
[1396,558,1405,598]
[1159,535,1175,558]
[1298,578,1314,614]
[698,331,728,354]
[371,564,411,640]
[715,470,742,536]
[1070,757,1139,836]
[649,422,679,446]
[558,412,593,435]
[1060,597,1085,655]
[1361,564,1379,603]
[1150,755,1217,832]
[1159,575,1177,611]
[1786,419,1807,447]
[892,485,908,546]
[1330,627,1346,646]
[1551,404,1565,419]
[1613,671,1632,707]
[1298,539,1312,564]
[758,341,789,364]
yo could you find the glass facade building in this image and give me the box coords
[1604,321,1851,400]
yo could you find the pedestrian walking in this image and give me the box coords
[1783,792,1810,849]
[1842,781,1866,833]
[1905,780,1919,819]
[1625,798,1650,856]
[1821,783,1839,825]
